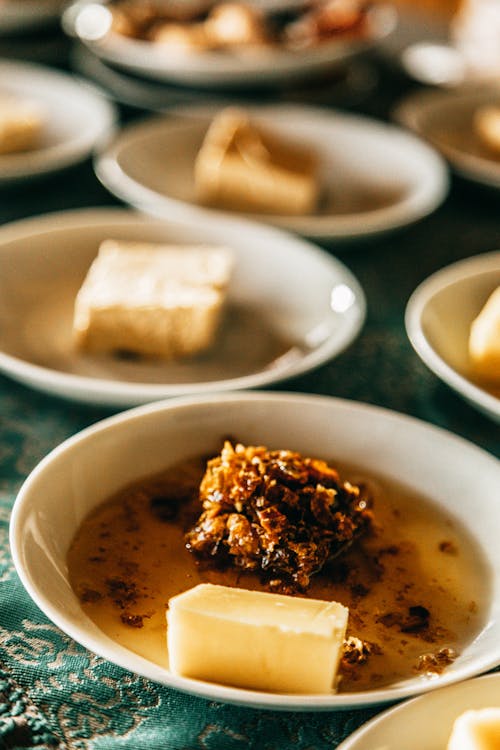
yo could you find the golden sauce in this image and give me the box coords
[67,455,489,693]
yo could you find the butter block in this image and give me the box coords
[474,106,500,156]
[167,583,348,693]
[0,94,44,155]
[194,108,319,215]
[73,239,233,359]
[447,708,500,750]
[469,286,500,381]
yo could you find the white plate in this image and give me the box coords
[0,59,116,185]
[0,0,65,35]
[63,1,396,88]
[405,251,500,423]
[394,85,500,189]
[9,392,500,710]
[337,672,500,749]
[70,41,379,112]
[95,105,449,241]
[0,207,365,407]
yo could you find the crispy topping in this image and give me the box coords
[415,647,457,675]
[341,636,372,669]
[185,441,373,592]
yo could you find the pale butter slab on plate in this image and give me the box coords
[0,207,365,407]
[0,59,116,184]
[405,251,500,423]
[94,104,449,242]
[9,392,500,710]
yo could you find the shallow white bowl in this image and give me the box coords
[64,1,396,88]
[394,85,500,189]
[0,207,365,407]
[337,672,500,749]
[405,251,500,423]
[95,105,448,241]
[10,392,500,711]
[0,59,116,184]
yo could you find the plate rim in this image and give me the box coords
[0,206,366,406]
[94,104,449,241]
[9,390,500,710]
[405,250,500,422]
[336,671,500,749]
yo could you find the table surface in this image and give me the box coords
[0,21,499,750]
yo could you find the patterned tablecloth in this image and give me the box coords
[0,36,499,750]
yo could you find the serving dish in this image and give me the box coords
[95,104,448,241]
[0,59,116,185]
[337,672,500,749]
[63,0,396,88]
[10,391,500,710]
[394,85,500,190]
[0,208,365,407]
[405,251,500,423]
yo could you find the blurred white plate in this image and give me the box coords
[10,392,500,710]
[63,1,396,88]
[0,59,116,184]
[395,85,500,189]
[95,105,448,241]
[0,0,65,35]
[337,672,500,749]
[0,208,365,407]
[405,251,500,423]
[70,42,379,112]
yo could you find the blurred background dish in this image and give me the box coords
[394,85,500,189]
[405,251,500,423]
[394,0,500,87]
[63,0,397,87]
[0,208,365,407]
[95,104,449,241]
[337,672,500,750]
[0,58,116,184]
[70,41,379,111]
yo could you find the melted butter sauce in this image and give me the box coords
[67,455,490,693]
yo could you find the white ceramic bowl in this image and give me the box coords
[0,59,116,185]
[337,672,500,749]
[10,392,500,711]
[95,105,449,241]
[0,207,365,407]
[405,251,500,423]
[63,1,397,88]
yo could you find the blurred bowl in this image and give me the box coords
[405,251,500,423]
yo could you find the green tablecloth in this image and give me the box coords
[0,47,499,750]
